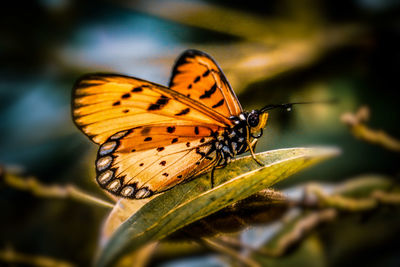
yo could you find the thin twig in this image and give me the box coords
[306,184,377,211]
[0,246,75,267]
[3,172,114,209]
[373,190,400,204]
[341,106,400,152]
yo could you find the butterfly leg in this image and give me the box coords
[210,157,224,188]
[247,139,263,166]
[210,158,221,188]
[210,165,216,188]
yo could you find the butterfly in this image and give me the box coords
[72,49,294,199]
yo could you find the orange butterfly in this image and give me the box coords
[72,50,282,199]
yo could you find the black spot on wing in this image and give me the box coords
[156,96,169,105]
[160,160,166,166]
[202,69,210,77]
[194,76,200,83]
[212,99,224,108]
[196,150,206,157]
[121,93,131,99]
[199,83,217,99]
[172,138,178,144]
[122,109,129,113]
[175,108,190,116]
[141,127,151,135]
[147,95,170,111]
[196,147,206,158]
[188,84,192,89]
[112,101,121,106]
[167,126,176,133]
[144,137,152,141]
[131,86,143,92]
[148,104,161,111]
[157,147,165,152]
[195,126,199,135]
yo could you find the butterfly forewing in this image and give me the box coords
[73,74,231,144]
[169,50,242,118]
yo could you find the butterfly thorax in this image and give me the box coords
[213,113,251,165]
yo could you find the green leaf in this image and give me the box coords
[96,147,339,267]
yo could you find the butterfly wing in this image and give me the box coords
[72,74,232,144]
[72,50,243,198]
[169,49,243,118]
[95,125,219,198]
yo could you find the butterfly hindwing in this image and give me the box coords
[72,74,231,144]
[95,125,219,198]
[169,49,243,118]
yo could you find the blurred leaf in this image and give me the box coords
[242,175,400,264]
[168,189,289,240]
[96,147,339,267]
[333,175,393,197]
[123,0,365,93]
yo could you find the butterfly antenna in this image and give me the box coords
[260,99,338,113]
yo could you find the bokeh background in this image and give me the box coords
[1,0,399,266]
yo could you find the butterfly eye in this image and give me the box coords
[247,112,260,128]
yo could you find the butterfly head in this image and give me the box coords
[247,110,269,139]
